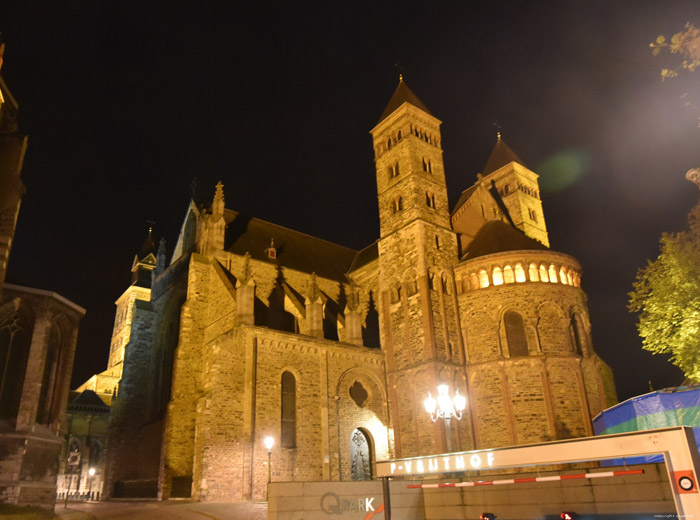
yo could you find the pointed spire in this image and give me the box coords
[138,224,156,259]
[482,133,526,176]
[378,77,432,124]
[213,181,225,219]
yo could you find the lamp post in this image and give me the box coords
[424,384,467,453]
[264,436,274,484]
[88,467,95,500]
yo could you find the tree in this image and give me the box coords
[650,22,700,80]
[629,202,700,382]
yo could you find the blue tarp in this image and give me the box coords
[592,385,700,465]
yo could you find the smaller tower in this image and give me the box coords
[452,134,549,248]
[106,228,157,376]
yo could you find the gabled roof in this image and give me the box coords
[224,211,358,282]
[378,77,432,123]
[482,134,526,176]
[452,185,478,215]
[68,390,110,414]
[461,220,547,261]
[348,241,379,273]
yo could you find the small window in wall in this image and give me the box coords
[426,192,436,209]
[504,265,515,284]
[539,265,549,282]
[529,264,539,282]
[515,264,526,283]
[528,208,538,222]
[478,269,489,288]
[281,371,297,448]
[397,130,402,140]
[548,265,558,283]
[571,313,587,355]
[435,235,440,249]
[349,381,368,407]
[504,311,528,357]
[492,267,504,286]
[392,197,404,215]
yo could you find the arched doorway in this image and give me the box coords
[350,428,372,481]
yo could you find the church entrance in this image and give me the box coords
[350,428,372,480]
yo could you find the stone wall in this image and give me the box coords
[454,250,616,448]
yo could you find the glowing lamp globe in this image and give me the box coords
[264,436,274,451]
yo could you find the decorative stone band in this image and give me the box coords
[455,250,582,293]
[406,469,644,488]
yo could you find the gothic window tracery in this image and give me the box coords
[0,303,31,421]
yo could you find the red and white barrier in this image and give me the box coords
[407,469,644,488]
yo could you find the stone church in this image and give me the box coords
[89,79,617,502]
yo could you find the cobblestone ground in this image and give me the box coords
[56,500,268,520]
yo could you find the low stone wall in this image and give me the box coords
[268,480,424,520]
[268,463,676,520]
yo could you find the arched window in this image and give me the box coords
[504,311,528,357]
[571,313,587,355]
[548,265,558,283]
[529,263,539,282]
[478,270,489,288]
[387,138,391,149]
[281,371,296,448]
[0,303,31,421]
[567,271,574,285]
[427,160,433,173]
[515,264,526,283]
[492,267,504,286]
[422,158,428,172]
[539,265,549,282]
[469,273,479,291]
[397,130,402,140]
[560,267,568,285]
[504,265,515,284]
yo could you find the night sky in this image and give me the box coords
[2,2,699,400]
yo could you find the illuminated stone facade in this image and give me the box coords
[98,79,616,502]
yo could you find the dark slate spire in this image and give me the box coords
[482,133,526,175]
[138,225,156,259]
[378,75,432,123]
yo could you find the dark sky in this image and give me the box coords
[2,2,699,400]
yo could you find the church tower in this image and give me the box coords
[371,78,471,458]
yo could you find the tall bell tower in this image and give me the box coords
[372,78,471,457]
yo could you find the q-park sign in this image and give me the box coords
[320,491,380,516]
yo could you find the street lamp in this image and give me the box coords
[424,384,467,453]
[87,467,95,501]
[264,436,274,484]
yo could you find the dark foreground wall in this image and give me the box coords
[268,463,675,520]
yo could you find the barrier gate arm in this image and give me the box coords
[374,426,700,517]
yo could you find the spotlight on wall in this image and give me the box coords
[560,513,577,520]
[480,513,496,520]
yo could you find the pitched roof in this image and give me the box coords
[348,241,379,273]
[451,185,478,215]
[378,78,432,123]
[461,220,547,260]
[68,390,110,414]
[224,211,358,282]
[482,134,526,176]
